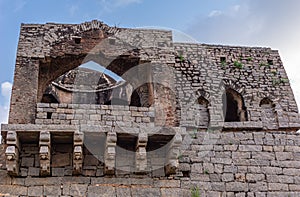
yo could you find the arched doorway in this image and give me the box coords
[223,88,247,122]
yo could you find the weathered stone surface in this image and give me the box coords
[131,187,160,197]
[0,170,11,184]
[84,155,99,166]
[44,185,61,196]
[25,177,62,186]
[21,157,34,167]
[28,186,43,196]
[62,177,91,184]
[52,168,65,177]
[0,185,27,196]
[161,188,190,197]
[87,186,116,197]
[226,182,248,192]
[116,187,131,197]
[70,184,88,196]
[28,167,39,176]
[51,153,71,167]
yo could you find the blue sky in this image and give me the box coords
[1,0,300,123]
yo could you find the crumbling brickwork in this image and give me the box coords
[1,20,300,196]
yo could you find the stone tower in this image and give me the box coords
[1,20,300,196]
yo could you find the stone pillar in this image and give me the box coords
[5,131,20,176]
[9,58,40,124]
[135,133,148,174]
[104,131,117,175]
[39,131,51,176]
[165,133,182,175]
[73,130,84,175]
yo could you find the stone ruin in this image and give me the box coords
[1,20,300,196]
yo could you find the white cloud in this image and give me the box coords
[208,10,223,18]
[186,0,300,108]
[0,105,9,124]
[0,81,12,124]
[232,5,241,12]
[1,81,12,98]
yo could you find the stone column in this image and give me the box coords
[165,132,182,175]
[135,133,148,174]
[73,130,84,175]
[104,131,117,175]
[39,131,51,176]
[5,131,20,176]
[9,57,40,124]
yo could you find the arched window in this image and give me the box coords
[223,89,247,122]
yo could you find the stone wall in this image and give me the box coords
[1,131,300,196]
[35,103,155,127]
[173,43,300,130]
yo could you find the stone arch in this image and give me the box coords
[129,83,155,107]
[195,89,210,102]
[38,52,141,104]
[222,79,245,95]
[37,22,143,104]
[197,96,209,107]
[223,88,248,122]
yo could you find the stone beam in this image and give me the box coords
[39,131,51,176]
[5,131,20,176]
[135,133,148,174]
[73,130,84,175]
[104,131,117,175]
[165,133,182,175]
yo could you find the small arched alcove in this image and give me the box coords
[223,88,248,122]
[260,97,278,129]
[259,97,275,108]
[196,96,210,127]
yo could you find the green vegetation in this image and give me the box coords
[234,61,243,69]
[221,60,227,67]
[272,79,281,86]
[247,57,253,62]
[259,62,270,68]
[272,78,289,86]
[178,55,185,62]
[280,78,289,83]
[177,152,183,159]
[271,70,278,76]
[191,186,200,197]
[204,169,209,174]
[190,129,197,139]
